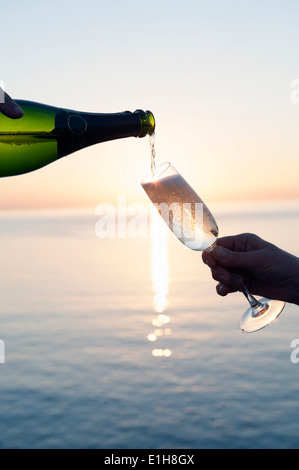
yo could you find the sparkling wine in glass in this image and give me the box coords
[141,162,285,333]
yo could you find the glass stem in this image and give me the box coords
[241,285,269,318]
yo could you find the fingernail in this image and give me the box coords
[12,104,24,117]
[217,283,225,295]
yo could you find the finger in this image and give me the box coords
[211,266,244,287]
[216,280,242,296]
[211,265,232,284]
[216,233,264,252]
[0,90,24,118]
[202,251,217,269]
[216,283,230,296]
[211,245,261,270]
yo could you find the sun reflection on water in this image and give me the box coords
[147,208,172,357]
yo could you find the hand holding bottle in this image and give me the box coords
[202,233,299,305]
[0,87,24,119]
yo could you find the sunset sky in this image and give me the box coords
[1,0,299,210]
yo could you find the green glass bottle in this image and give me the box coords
[0,100,155,177]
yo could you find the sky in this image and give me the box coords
[1,0,299,210]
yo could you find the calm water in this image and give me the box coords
[1,201,299,449]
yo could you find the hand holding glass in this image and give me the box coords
[141,162,285,333]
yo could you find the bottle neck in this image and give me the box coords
[55,109,155,156]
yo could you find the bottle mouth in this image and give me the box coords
[137,110,155,137]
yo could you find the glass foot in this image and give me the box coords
[239,298,285,333]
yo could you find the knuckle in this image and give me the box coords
[242,232,260,244]
[211,270,220,281]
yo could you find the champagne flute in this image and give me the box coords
[141,162,285,333]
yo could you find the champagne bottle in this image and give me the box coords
[0,100,155,177]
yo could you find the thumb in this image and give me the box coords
[212,245,258,270]
[0,91,24,119]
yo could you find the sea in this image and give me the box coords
[1,200,299,449]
